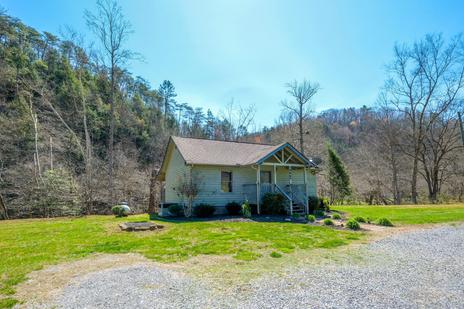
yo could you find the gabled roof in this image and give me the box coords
[171,136,285,166]
[158,137,317,177]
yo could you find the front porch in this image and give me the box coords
[242,144,316,216]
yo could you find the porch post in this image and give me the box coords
[273,164,277,191]
[304,166,309,214]
[256,164,261,214]
[288,166,293,216]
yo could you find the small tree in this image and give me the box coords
[175,170,202,217]
[327,145,351,204]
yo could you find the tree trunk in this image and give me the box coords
[28,96,42,185]
[78,72,93,214]
[148,168,157,214]
[459,112,464,146]
[0,193,8,219]
[108,59,115,206]
[298,104,304,154]
[411,145,419,204]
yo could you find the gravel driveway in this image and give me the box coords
[54,224,464,309]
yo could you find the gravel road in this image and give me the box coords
[54,224,464,309]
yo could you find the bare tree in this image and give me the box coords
[221,99,256,141]
[374,95,404,204]
[85,0,134,205]
[384,34,464,203]
[175,169,202,217]
[282,79,320,154]
[418,111,463,202]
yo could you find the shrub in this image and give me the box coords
[346,219,360,230]
[319,197,330,211]
[354,216,366,223]
[307,214,316,222]
[261,193,287,215]
[323,218,334,226]
[168,204,184,217]
[292,213,301,219]
[332,213,341,220]
[111,205,129,217]
[314,209,325,217]
[377,217,393,227]
[270,251,282,258]
[307,196,319,214]
[193,204,216,217]
[242,200,252,218]
[111,205,122,217]
[225,202,242,215]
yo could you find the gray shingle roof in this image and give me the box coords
[171,136,285,166]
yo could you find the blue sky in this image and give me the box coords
[2,0,463,127]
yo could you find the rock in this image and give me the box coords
[119,221,163,231]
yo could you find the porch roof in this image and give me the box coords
[168,136,318,167]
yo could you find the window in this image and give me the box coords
[260,171,271,183]
[221,171,232,192]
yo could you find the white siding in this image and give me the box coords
[164,146,188,203]
[192,165,256,213]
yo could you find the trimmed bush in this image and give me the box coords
[225,202,242,215]
[270,251,282,258]
[346,219,360,230]
[261,193,287,215]
[168,204,184,217]
[354,216,366,223]
[307,196,319,214]
[323,218,334,226]
[292,213,301,219]
[111,205,122,217]
[314,209,325,217]
[377,217,393,227]
[307,214,316,222]
[193,204,215,217]
[242,200,252,218]
[332,213,342,220]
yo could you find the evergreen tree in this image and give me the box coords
[327,145,352,204]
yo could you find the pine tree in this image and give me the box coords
[327,145,352,204]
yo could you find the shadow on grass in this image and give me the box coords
[152,215,308,224]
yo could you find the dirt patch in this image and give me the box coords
[14,253,155,308]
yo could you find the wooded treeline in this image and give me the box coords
[0,4,463,219]
[0,6,255,218]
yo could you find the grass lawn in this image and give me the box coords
[333,203,464,225]
[0,215,360,308]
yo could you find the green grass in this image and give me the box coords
[0,215,360,307]
[333,203,464,225]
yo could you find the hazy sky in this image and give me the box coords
[3,0,463,127]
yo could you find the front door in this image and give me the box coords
[260,171,272,195]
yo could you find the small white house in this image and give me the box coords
[157,136,318,216]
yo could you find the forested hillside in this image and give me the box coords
[0,4,463,219]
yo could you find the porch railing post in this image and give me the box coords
[289,166,292,216]
[256,165,261,215]
[304,166,309,214]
